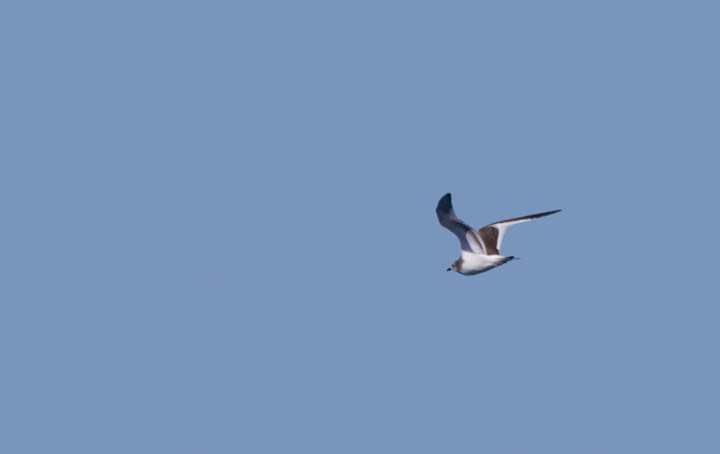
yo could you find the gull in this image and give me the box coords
[436,193,560,275]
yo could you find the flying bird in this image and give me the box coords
[436,193,560,275]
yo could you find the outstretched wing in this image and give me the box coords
[436,193,485,254]
[479,209,561,255]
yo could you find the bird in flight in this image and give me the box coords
[436,193,560,275]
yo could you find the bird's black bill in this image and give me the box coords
[446,268,451,272]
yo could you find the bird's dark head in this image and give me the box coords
[447,258,462,273]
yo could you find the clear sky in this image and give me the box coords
[2,1,719,453]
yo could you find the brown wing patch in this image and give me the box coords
[478,226,500,255]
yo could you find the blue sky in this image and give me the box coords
[2,1,719,452]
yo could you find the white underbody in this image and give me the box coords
[457,251,510,275]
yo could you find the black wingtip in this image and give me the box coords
[436,193,452,212]
[531,209,562,219]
